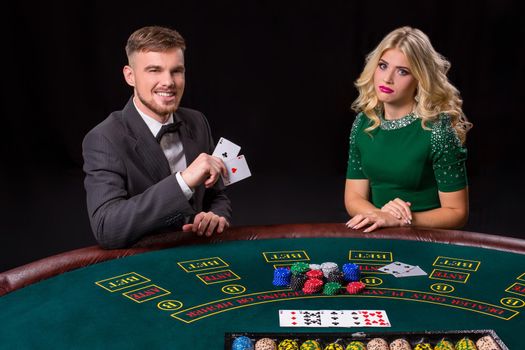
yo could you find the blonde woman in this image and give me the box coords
[345,26,472,232]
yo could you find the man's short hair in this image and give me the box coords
[125,26,186,59]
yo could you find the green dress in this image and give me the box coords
[346,112,467,212]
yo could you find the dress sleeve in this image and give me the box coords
[431,114,468,192]
[346,113,367,179]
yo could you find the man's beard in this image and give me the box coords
[138,93,179,117]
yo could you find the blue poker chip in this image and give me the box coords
[342,263,361,282]
[232,335,254,350]
[272,267,291,286]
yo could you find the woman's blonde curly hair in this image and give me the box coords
[351,26,472,143]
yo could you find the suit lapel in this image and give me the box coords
[175,110,199,164]
[122,98,171,182]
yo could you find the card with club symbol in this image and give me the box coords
[279,309,390,328]
[212,137,251,186]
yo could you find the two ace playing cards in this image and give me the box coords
[212,137,251,186]
[377,261,427,277]
[279,309,390,328]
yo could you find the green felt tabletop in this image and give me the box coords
[0,237,523,349]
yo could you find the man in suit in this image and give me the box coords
[82,26,231,249]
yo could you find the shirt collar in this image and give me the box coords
[133,98,174,137]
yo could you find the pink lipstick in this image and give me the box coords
[379,86,394,93]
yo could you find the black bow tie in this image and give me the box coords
[155,121,182,143]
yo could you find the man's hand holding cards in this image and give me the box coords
[213,137,252,186]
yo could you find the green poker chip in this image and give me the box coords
[290,262,310,275]
[322,282,342,296]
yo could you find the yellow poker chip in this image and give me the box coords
[300,340,321,350]
[278,339,299,350]
[434,338,454,350]
[413,343,432,350]
[323,343,344,350]
[455,337,477,350]
[345,341,366,350]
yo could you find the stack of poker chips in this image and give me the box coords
[305,269,324,280]
[232,335,496,350]
[273,267,292,287]
[476,335,502,350]
[290,273,307,291]
[323,343,344,350]
[345,341,366,350]
[232,335,254,350]
[302,278,324,294]
[254,337,277,350]
[278,339,299,350]
[299,339,321,350]
[322,282,342,296]
[455,337,477,350]
[346,281,366,295]
[434,338,454,350]
[389,338,411,350]
[342,263,361,282]
[366,338,389,350]
[275,261,365,296]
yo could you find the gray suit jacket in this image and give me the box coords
[82,98,231,248]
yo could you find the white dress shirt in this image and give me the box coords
[134,100,194,200]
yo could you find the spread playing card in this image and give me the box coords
[279,310,322,327]
[377,261,416,276]
[359,310,391,327]
[279,310,390,328]
[320,310,345,327]
[398,265,427,277]
[212,137,241,161]
[222,155,251,186]
[279,310,303,327]
[347,310,365,327]
[301,310,322,326]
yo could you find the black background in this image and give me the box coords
[2,1,524,272]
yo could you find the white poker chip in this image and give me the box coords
[321,262,339,278]
[309,264,322,270]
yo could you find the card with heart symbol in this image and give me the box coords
[222,155,251,186]
[212,137,251,186]
[359,310,391,327]
[279,310,390,328]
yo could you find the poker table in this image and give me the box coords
[1,224,524,349]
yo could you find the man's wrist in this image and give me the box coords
[175,172,194,200]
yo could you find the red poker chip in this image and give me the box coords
[306,269,324,280]
[346,281,366,294]
[302,278,324,294]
